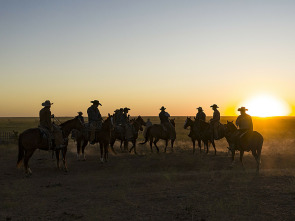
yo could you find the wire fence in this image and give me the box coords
[0,131,18,144]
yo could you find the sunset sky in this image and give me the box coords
[0,0,294,117]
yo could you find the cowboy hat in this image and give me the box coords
[210,104,219,108]
[196,107,203,111]
[238,107,248,112]
[42,100,53,107]
[160,106,166,110]
[124,107,130,111]
[77,111,83,115]
[91,100,102,106]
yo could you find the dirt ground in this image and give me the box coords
[1,139,295,221]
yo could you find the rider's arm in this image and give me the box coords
[165,112,170,117]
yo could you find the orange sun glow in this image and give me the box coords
[239,94,290,117]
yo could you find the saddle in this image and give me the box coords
[38,126,52,149]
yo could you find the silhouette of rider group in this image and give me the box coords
[17,99,262,176]
[39,99,253,151]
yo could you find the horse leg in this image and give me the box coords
[212,140,216,155]
[120,140,124,152]
[197,139,201,153]
[164,140,168,153]
[149,138,153,153]
[62,147,68,172]
[129,143,134,153]
[76,140,81,161]
[240,150,245,170]
[76,140,80,160]
[204,140,209,154]
[129,140,136,154]
[252,149,261,173]
[192,139,195,154]
[99,142,104,163]
[230,149,235,168]
[81,140,88,161]
[257,147,262,173]
[104,143,108,162]
[24,149,35,175]
[133,141,137,155]
[110,139,116,154]
[124,140,128,151]
[153,138,160,153]
[55,150,60,169]
[171,139,174,152]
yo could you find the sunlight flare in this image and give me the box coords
[240,94,290,117]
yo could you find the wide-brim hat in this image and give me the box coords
[160,106,166,110]
[42,100,53,107]
[210,104,219,108]
[91,100,102,106]
[77,111,83,115]
[238,107,248,112]
[124,107,130,111]
[197,107,203,111]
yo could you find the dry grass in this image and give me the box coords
[0,116,295,220]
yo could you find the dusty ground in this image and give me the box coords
[1,139,295,221]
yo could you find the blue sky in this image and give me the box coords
[0,0,294,116]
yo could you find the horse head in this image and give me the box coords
[225,121,237,134]
[170,118,176,128]
[184,117,193,129]
[73,116,84,130]
[103,114,114,130]
[135,115,146,126]
[59,117,84,138]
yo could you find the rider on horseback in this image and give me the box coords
[189,107,206,138]
[76,111,84,124]
[114,108,123,125]
[209,104,220,140]
[196,107,206,121]
[231,107,253,150]
[122,107,133,140]
[236,107,253,132]
[39,100,64,149]
[87,100,103,144]
[159,106,176,140]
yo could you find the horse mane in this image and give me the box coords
[198,119,209,126]
[227,121,237,131]
[59,117,77,127]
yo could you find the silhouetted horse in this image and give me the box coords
[211,122,227,141]
[110,116,146,154]
[196,120,217,155]
[140,119,176,153]
[225,121,263,172]
[184,117,203,154]
[17,117,83,175]
[126,116,146,154]
[75,114,113,162]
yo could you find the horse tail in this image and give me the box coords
[140,126,152,145]
[17,133,25,168]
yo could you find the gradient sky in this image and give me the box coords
[0,0,294,117]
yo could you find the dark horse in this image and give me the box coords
[75,114,113,162]
[110,116,146,154]
[197,120,217,155]
[140,119,176,153]
[225,121,263,172]
[184,117,204,154]
[17,117,84,175]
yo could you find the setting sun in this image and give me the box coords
[240,94,291,117]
